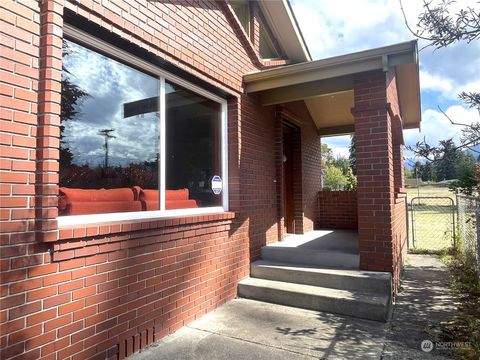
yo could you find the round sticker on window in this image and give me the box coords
[211,175,222,195]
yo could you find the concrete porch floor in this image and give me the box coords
[281,230,359,254]
[262,230,360,269]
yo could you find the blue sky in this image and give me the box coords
[290,0,480,164]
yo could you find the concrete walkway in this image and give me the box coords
[382,255,457,359]
[129,255,458,360]
[130,299,387,359]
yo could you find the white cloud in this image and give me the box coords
[322,135,351,158]
[291,0,480,161]
[63,40,161,167]
[291,0,480,110]
[420,70,453,94]
[404,105,480,161]
[291,0,416,58]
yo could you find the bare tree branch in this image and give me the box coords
[399,0,480,167]
[459,91,480,109]
[400,0,480,108]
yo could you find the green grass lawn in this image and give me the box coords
[406,185,457,251]
[406,184,456,203]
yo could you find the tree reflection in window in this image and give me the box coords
[59,39,224,216]
[60,39,160,192]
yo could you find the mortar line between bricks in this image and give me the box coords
[186,325,321,359]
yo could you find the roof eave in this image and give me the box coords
[245,40,418,89]
[244,40,421,130]
[259,0,311,63]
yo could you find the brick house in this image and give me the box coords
[0,0,420,359]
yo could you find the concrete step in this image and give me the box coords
[261,246,360,269]
[251,260,392,294]
[238,277,390,322]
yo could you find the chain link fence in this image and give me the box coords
[408,196,456,251]
[456,194,480,274]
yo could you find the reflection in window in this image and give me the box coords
[166,82,222,209]
[59,40,225,216]
[60,39,160,215]
[228,0,250,36]
[259,17,280,59]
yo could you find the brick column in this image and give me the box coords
[352,70,395,272]
[389,69,405,193]
[0,0,40,246]
[274,113,285,240]
[35,0,63,242]
[388,70,408,293]
[291,129,304,234]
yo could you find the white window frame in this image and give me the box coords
[58,25,229,227]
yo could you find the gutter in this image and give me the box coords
[245,40,418,86]
[285,0,312,61]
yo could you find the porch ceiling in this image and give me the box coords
[244,41,421,136]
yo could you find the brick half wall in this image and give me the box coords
[0,213,249,360]
[316,191,358,230]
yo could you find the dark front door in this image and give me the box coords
[283,125,295,234]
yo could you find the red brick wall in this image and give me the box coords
[241,99,322,260]
[239,94,279,260]
[281,102,322,235]
[1,0,40,247]
[387,70,408,293]
[297,103,322,234]
[317,191,358,230]
[352,69,407,294]
[1,213,247,360]
[0,1,322,359]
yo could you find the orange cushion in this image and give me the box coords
[143,200,159,211]
[166,189,189,201]
[59,187,135,202]
[166,199,198,210]
[140,189,159,201]
[139,189,189,201]
[66,201,142,215]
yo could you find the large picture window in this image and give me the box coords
[59,37,227,223]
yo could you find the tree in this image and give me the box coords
[449,163,479,196]
[321,143,358,190]
[405,166,413,179]
[323,165,347,191]
[412,160,436,182]
[449,150,479,195]
[435,139,459,180]
[60,40,88,170]
[331,156,350,175]
[349,135,356,175]
[400,0,480,159]
[421,162,437,182]
[344,167,357,191]
[321,143,334,167]
[455,150,477,176]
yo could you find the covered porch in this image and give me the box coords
[244,40,420,284]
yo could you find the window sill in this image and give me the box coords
[56,208,235,241]
[58,207,227,227]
